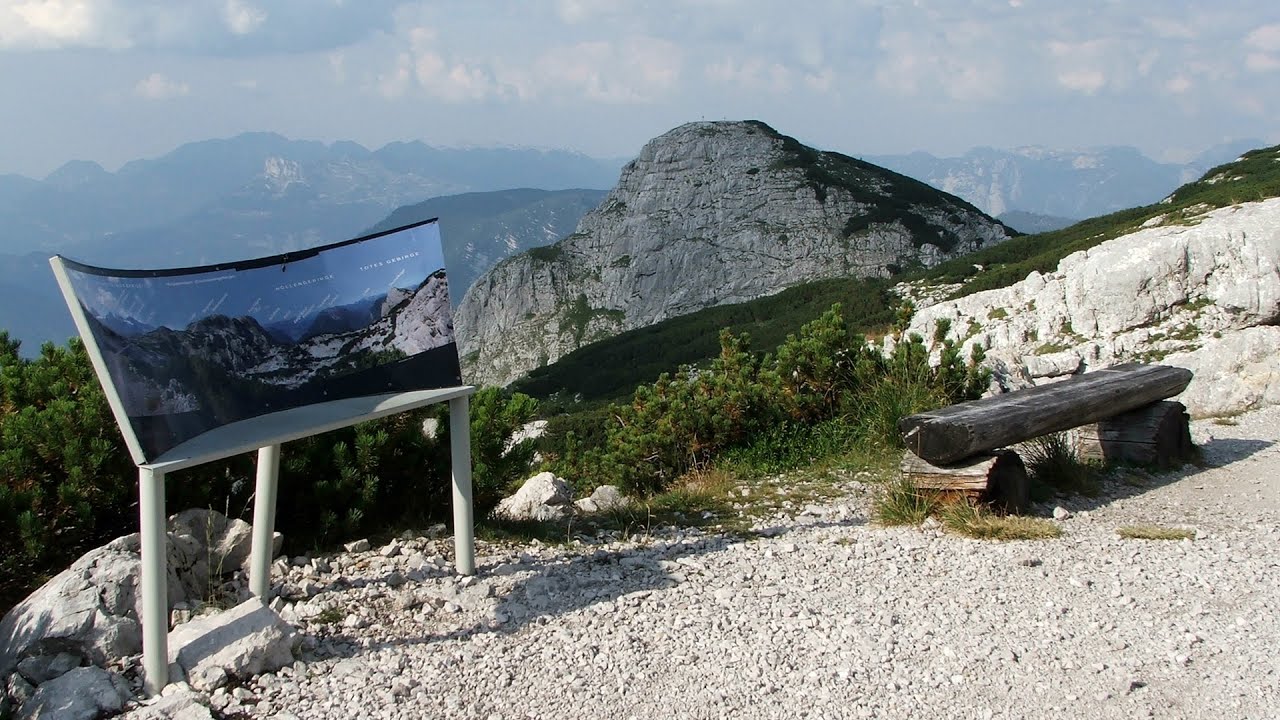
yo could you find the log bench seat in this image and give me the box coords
[897,363,1195,512]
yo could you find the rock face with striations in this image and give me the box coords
[901,196,1280,418]
[456,121,1012,387]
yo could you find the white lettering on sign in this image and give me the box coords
[359,251,421,271]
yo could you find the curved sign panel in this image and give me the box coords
[51,219,462,464]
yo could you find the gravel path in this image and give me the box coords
[201,410,1279,720]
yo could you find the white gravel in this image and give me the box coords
[191,409,1279,719]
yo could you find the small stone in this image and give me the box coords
[344,539,371,553]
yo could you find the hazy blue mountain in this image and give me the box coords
[0,136,619,355]
[0,133,623,258]
[866,140,1262,220]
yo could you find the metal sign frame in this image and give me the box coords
[48,222,476,695]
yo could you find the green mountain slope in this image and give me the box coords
[511,277,897,405]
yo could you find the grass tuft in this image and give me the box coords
[1117,524,1196,541]
[941,500,1062,540]
[873,478,938,526]
[1023,432,1099,496]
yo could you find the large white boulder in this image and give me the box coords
[167,599,298,692]
[493,472,573,522]
[574,485,630,514]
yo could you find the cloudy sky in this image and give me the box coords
[2,0,1278,178]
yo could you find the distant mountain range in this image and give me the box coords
[0,133,621,355]
[866,140,1261,220]
[1,128,1264,358]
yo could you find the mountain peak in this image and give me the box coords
[456,120,1012,387]
[44,159,110,189]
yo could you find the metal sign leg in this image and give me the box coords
[249,444,281,599]
[139,466,169,696]
[449,396,475,576]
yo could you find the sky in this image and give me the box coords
[2,0,1279,179]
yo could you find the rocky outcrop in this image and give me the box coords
[0,509,283,716]
[493,472,574,522]
[456,120,1012,387]
[903,197,1280,417]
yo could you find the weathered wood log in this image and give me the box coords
[1074,400,1193,468]
[900,449,1029,514]
[899,363,1192,464]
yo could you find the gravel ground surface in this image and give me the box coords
[194,409,1279,720]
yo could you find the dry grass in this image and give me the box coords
[941,501,1063,541]
[1117,524,1196,541]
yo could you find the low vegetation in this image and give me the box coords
[1022,432,1100,498]
[873,478,939,527]
[540,304,988,497]
[0,331,539,610]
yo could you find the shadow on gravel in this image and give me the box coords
[1042,437,1275,515]
[317,514,867,658]
[1195,437,1273,467]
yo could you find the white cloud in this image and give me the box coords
[134,72,189,99]
[1245,24,1280,52]
[1245,52,1280,72]
[0,0,128,49]
[1165,74,1193,94]
[706,57,793,94]
[523,37,682,103]
[0,0,397,52]
[223,0,266,35]
[413,50,495,103]
[1057,68,1106,94]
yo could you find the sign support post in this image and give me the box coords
[249,444,281,598]
[139,467,169,696]
[449,396,475,575]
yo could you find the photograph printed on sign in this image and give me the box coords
[59,221,462,461]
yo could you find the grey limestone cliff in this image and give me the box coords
[456,121,1012,387]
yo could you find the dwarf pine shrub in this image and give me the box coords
[548,304,990,496]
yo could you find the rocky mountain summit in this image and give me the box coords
[456,121,1013,387]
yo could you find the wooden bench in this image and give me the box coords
[897,363,1194,512]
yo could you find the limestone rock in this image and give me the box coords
[167,599,299,692]
[15,651,83,685]
[903,197,1280,417]
[494,472,573,522]
[119,688,215,720]
[574,485,630,514]
[457,120,1012,387]
[0,542,145,678]
[14,666,130,720]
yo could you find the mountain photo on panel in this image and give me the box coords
[58,220,462,461]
